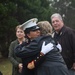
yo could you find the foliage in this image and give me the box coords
[0,58,12,75]
[0,0,53,57]
[50,0,75,29]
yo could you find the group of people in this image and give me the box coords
[8,13,75,75]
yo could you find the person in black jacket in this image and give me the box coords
[15,20,69,75]
[15,18,53,75]
[51,13,75,75]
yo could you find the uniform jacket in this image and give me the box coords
[8,40,22,75]
[15,35,69,75]
[53,26,75,69]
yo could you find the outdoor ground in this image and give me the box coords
[0,58,12,75]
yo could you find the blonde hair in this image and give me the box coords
[15,25,23,31]
[37,21,52,36]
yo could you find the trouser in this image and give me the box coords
[0,71,2,75]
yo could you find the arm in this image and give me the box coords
[70,30,75,70]
[56,43,62,52]
[27,41,54,69]
[27,42,62,69]
[8,42,22,68]
[14,40,40,58]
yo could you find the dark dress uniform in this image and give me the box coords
[8,40,22,75]
[21,57,35,75]
[14,41,35,75]
[15,35,69,75]
[53,26,75,69]
[0,71,2,75]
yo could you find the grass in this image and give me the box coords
[0,58,12,75]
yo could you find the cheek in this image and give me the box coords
[32,33,37,37]
[32,33,36,36]
[16,33,24,37]
[53,25,59,31]
[21,33,25,36]
[20,34,24,37]
[16,33,19,36]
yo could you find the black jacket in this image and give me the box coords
[53,26,75,69]
[15,35,69,75]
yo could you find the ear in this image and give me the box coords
[27,34,31,38]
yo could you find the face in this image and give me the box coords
[27,29,40,40]
[51,17,64,32]
[16,28,25,39]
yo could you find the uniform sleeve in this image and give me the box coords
[8,42,20,68]
[14,40,40,58]
[32,53,45,68]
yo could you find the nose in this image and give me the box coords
[53,21,57,25]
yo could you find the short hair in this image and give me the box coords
[51,13,63,21]
[37,21,52,36]
[15,25,23,31]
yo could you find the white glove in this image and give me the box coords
[41,41,54,54]
[56,43,62,52]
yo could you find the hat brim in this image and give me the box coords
[21,18,38,30]
[25,26,40,34]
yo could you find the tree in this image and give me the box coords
[49,0,75,29]
[0,0,53,57]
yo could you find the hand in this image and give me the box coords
[71,63,75,71]
[18,63,23,68]
[56,43,62,52]
[27,61,35,69]
[19,68,22,73]
[18,63,23,73]
[41,41,54,54]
